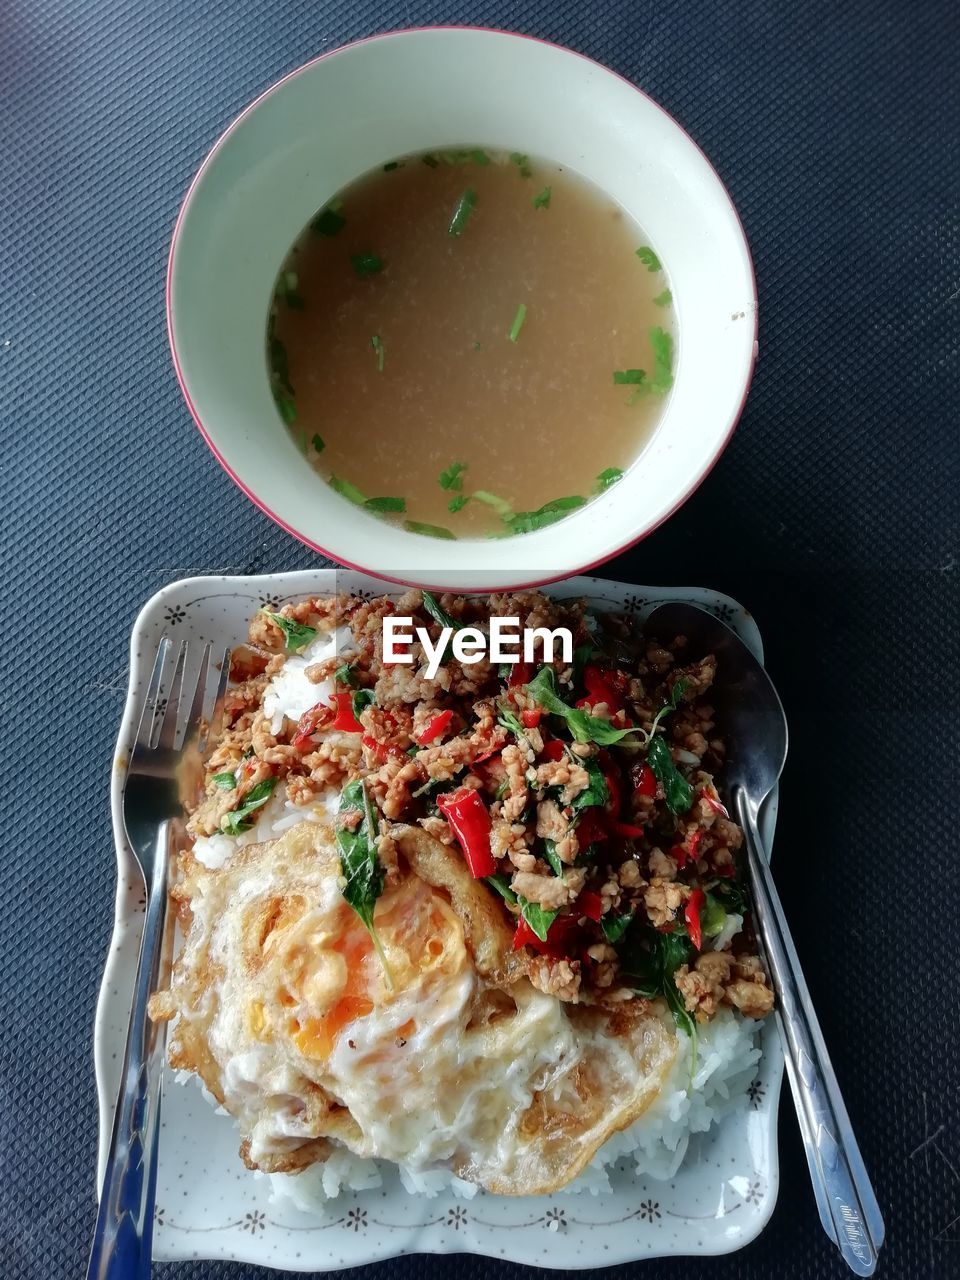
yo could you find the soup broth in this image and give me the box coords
[269,150,675,538]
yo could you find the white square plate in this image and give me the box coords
[95,569,783,1269]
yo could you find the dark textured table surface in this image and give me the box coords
[2,1,958,1278]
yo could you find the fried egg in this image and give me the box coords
[150,822,678,1194]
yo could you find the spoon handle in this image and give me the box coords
[736,789,884,1276]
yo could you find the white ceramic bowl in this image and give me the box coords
[167,28,757,590]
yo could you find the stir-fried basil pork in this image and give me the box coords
[188,591,773,1027]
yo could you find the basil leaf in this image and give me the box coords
[262,611,317,654]
[647,677,688,740]
[439,462,467,491]
[485,873,518,905]
[221,776,277,835]
[601,910,635,944]
[336,780,384,934]
[635,245,662,272]
[421,591,458,630]
[647,734,694,814]
[211,771,236,790]
[571,757,609,812]
[518,897,558,942]
[543,839,564,876]
[334,662,357,687]
[351,688,374,721]
[526,666,641,745]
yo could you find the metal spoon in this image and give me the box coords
[644,602,884,1276]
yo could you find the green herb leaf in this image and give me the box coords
[518,897,558,941]
[370,334,384,371]
[404,521,456,539]
[221,776,277,835]
[525,666,641,745]
[510,151,533,178]
[211,771,236,790]
[311,433,325,453]
[439,461,467,491]
[653,288,672,308]
[601,910,635,944]
[311,205,346,237]
[448,188,478,237]
[274,390,297,424]
[333,662,357,687]
[508,303,527,343]
[351,252,384,278]
[635,246,662,272]
[421,591,458,630]
[473,489,514,519]
[261,611,318,654]
[365,495,406,513]
[543,839,564,877]
[383,161,400,171]
[647,734,694,814]
[329,474,367,505]
[447,494,469,513]
[595,467,623,494]
[532,186,551,209]
[505,495,586,535]
[613,369,647,386]
[701,893,728,938]
[647,678,687,741]
[485,872,518,904]
[351,687,375,721]
[649,325,674,394]
[421,153,440,168]
[496,702,525,737]
[571,757,609,812]
[336,780,391,976]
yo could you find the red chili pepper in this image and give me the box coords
[542,739,566,762]
[611,820,646,839]
[513,913,581,957]
[330,692,363,733]
[436,788,495,878]
[577,890,604,921]
[508,661,531,688]
[688,829,704,859]
[522,708,542,729]
[685,887,705,950]
[582,664,624,712]
[416,709,454,744]
[293,701,331,751]
[670,842,689,869]
[601,760,622,817]
[576,808,610,846]
[634,764,657,799]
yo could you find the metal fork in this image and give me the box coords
[87,639,230,1280]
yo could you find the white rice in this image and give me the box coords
[261,1010,760,1208]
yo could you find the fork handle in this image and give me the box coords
[87,822,174,1280]
[736,789,884,1276]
